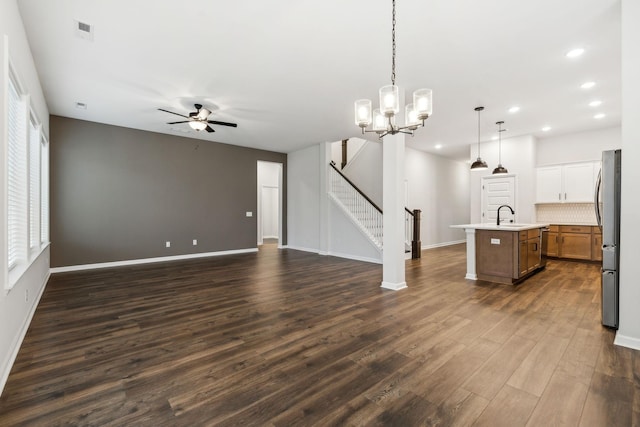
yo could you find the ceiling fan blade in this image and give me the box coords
[205,126,215,133]
[207,120,238,128]
[167,121,190,124]
[158,108,190,119]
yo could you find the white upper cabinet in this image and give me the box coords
[536,166,563,203]
[536,162,598,203]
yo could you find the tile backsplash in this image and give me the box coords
[536,203,597,225]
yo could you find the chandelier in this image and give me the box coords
[354,0,432,138]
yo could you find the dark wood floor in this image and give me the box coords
[0,243,638,426]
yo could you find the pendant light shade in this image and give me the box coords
[492,120,508,175]
[470,106,488,171]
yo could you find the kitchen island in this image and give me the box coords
[451,223,549,285]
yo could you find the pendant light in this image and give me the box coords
[492,120,508,174]
[354,0,432,138]
[470,106,488,170]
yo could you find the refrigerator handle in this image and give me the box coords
[594,168,602,229]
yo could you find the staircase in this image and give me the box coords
[329,162,383,250]
[328,162,421,258]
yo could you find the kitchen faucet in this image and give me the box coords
[496,204,515,226]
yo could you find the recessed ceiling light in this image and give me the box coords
[508,106,520,114]
[75,102,87,109]
[581,81,596,89]
[491,136,498,141]
[566,48,585,58]
[542,126,551,132]
[435,144,442,149]
[589,100,602,107]
[594,113,606,119]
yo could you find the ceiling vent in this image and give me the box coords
[75,20,94,41]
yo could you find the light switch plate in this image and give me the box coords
[246,211,253,217]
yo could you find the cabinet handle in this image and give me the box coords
[558,193,561,200]
[564,192,567,200]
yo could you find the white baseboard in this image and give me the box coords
[381,281,408,291]
[50,248,259,273]
[327,251,382,264]
[613,332,640,351]
[422,240,466,250]
[285,245,320,254]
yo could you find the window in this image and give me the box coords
[29,117,41,249]
[5,66,48,289]
[40,135,49,244]
[7,75,27,271]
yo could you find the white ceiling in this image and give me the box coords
[17,0,621,161]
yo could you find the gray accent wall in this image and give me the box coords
[50,116,287,267]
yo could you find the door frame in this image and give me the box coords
[257,161,283,247]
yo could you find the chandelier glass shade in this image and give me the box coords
[354,0,432,138]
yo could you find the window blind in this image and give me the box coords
[29,119,40,249]
[40,136,49,244]
[7,77,27,270]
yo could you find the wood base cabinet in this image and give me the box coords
[476,228,543,285]
[544,225,602,262]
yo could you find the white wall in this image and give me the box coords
[1,0,51,395]
[536,126,621,166]
[405,147,470,247]
[617,0,640,350]
[470,135,536,223]
[287,144,321,252]
[328,202,382,263]
[330,137,367,169]
[341,139,383,207]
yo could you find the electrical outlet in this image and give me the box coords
[165,241,171,248]
[246,211,253,217]
[193,239,197,246]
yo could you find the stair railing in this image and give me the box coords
[328,161,421,257]
[329,161,383,248]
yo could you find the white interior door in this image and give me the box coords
[261,186,279,239]
[482,175,516,224]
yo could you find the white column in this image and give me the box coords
[464,228,478,280]
[381,131,407,290]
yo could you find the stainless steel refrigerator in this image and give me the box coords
[595,149,621,329]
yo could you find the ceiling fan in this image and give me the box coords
[158,103,238,133]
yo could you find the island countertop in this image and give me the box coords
[450,223,550,232]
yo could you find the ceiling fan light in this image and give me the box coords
[189,121,207,131]
[379,85,399,117]
[197,108,211,120]
[354,99,372,128]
